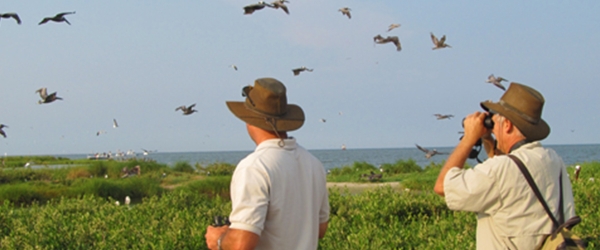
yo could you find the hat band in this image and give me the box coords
[498,100,539,124]
[244,100,288,119]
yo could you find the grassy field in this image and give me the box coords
[0,156,597,249]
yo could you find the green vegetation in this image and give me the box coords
[0,155,597,249]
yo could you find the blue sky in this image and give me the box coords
[1,1,599,155]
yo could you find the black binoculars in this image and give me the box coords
[462,113,495,129]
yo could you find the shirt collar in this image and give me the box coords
[256,137,297,151]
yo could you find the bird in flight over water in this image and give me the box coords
[338,7,351,19]
[39,11,76,25]
[434,114,454,120]
[486,74,508,91]
[373,35,402,51]
[430,32,451,50]
[176,104,198,115]
[0,13,21,25]
[387,23,400,32]
[269,0,290,14]
[416,144,448,159]
[243,1,273,15]
[292,66,313,76]
[0,124,8,138]
[36,88,63,104]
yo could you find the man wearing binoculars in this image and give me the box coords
[434,83,576,249]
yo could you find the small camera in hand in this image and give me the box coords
[213,216,231,227]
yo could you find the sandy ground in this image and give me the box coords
[327,181,402,194]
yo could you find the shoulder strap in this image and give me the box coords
[507,154,560,228]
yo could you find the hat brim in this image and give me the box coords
[481,101,550,141]
[227,101,305,132]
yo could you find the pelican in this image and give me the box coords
[35,88,63,104]
[0,12,21,25]
[338,7,351,19]
[416,144,447,159]
[430,32,451,50]
[176,104,198,115]
[0,124,7,138]
[243,1,273,15]
[39,11,76,25]
[292,66,313,76]
[486,74,508,91]
[387,23,400,32]
[373,34,401,51]
[269,0,289,14]
[113,119,119,128]
[434,114,454,120]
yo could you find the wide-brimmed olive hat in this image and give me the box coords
[481,82,550,141]
[226,78,305,132]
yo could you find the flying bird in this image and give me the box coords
[230,64,238,71]
[434,114,454,120]
[0,12,21,25]
[176,104,198,115]
[320,118,326,123]
[387,23,400,32]
[269,0,290,14]
[96,130,107,136]
[243,1,273,15]
[416,144,448,159]
[39,11,76,25]
[0,124,8,138]
[373,35,401,51]
[338,7,351,19]
[35,88,63,104]
[113,119,119,128]
[430,32,451,50]
[486,74,508,91]
[292,66,313,76]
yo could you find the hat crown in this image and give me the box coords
[499,83,545,123]
[246,78,288,116]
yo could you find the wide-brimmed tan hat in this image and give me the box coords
[481,82,550,141]
[226,78,305,132]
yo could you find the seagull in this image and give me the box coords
[39,11,76,25]
[338,7,351,19]
[416,144,447,159]
[0,12,21,25]
[434,114,454,120]
[387,23,400,32]
[35,88,63,104]
[125,196,131,206]
[230,64,238,71]
[373,34,401,51]
[292,66,313,76]
[0,124,7,138]
[141,148,156,155]
[176,104,198,115]
[430,32,451,50]
[243,1,273,15]
[486,74,508,91]
[269,0,290,14]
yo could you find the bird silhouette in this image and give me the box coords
[387,23,400,32]
[0,13,21,25]
[320,118,326,123]
[486,74,508,91]
[416,144,447,159]
[292,66,313,76]
[430,32,451,50]
[176,104,198,115]
[373,34,401,51]
[243,1,273,15]
[230,64,238,71]
[269,0,290,14]
[96,130,107,136]
[39,11,76,25]
[113,119,119,128]
[338,7,351,19]
[35,88,63,104]
[434,114,454,120]
[0,124,8,138]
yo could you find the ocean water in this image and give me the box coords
[59,144,600,170]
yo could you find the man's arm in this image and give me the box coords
[434,112,488,196]
[205,226,260,250]
[318,222,328,239]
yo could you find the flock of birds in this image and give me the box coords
[1,4,513,161]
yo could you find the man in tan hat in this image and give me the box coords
[434,83,576,249]
[205,78,330,250]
